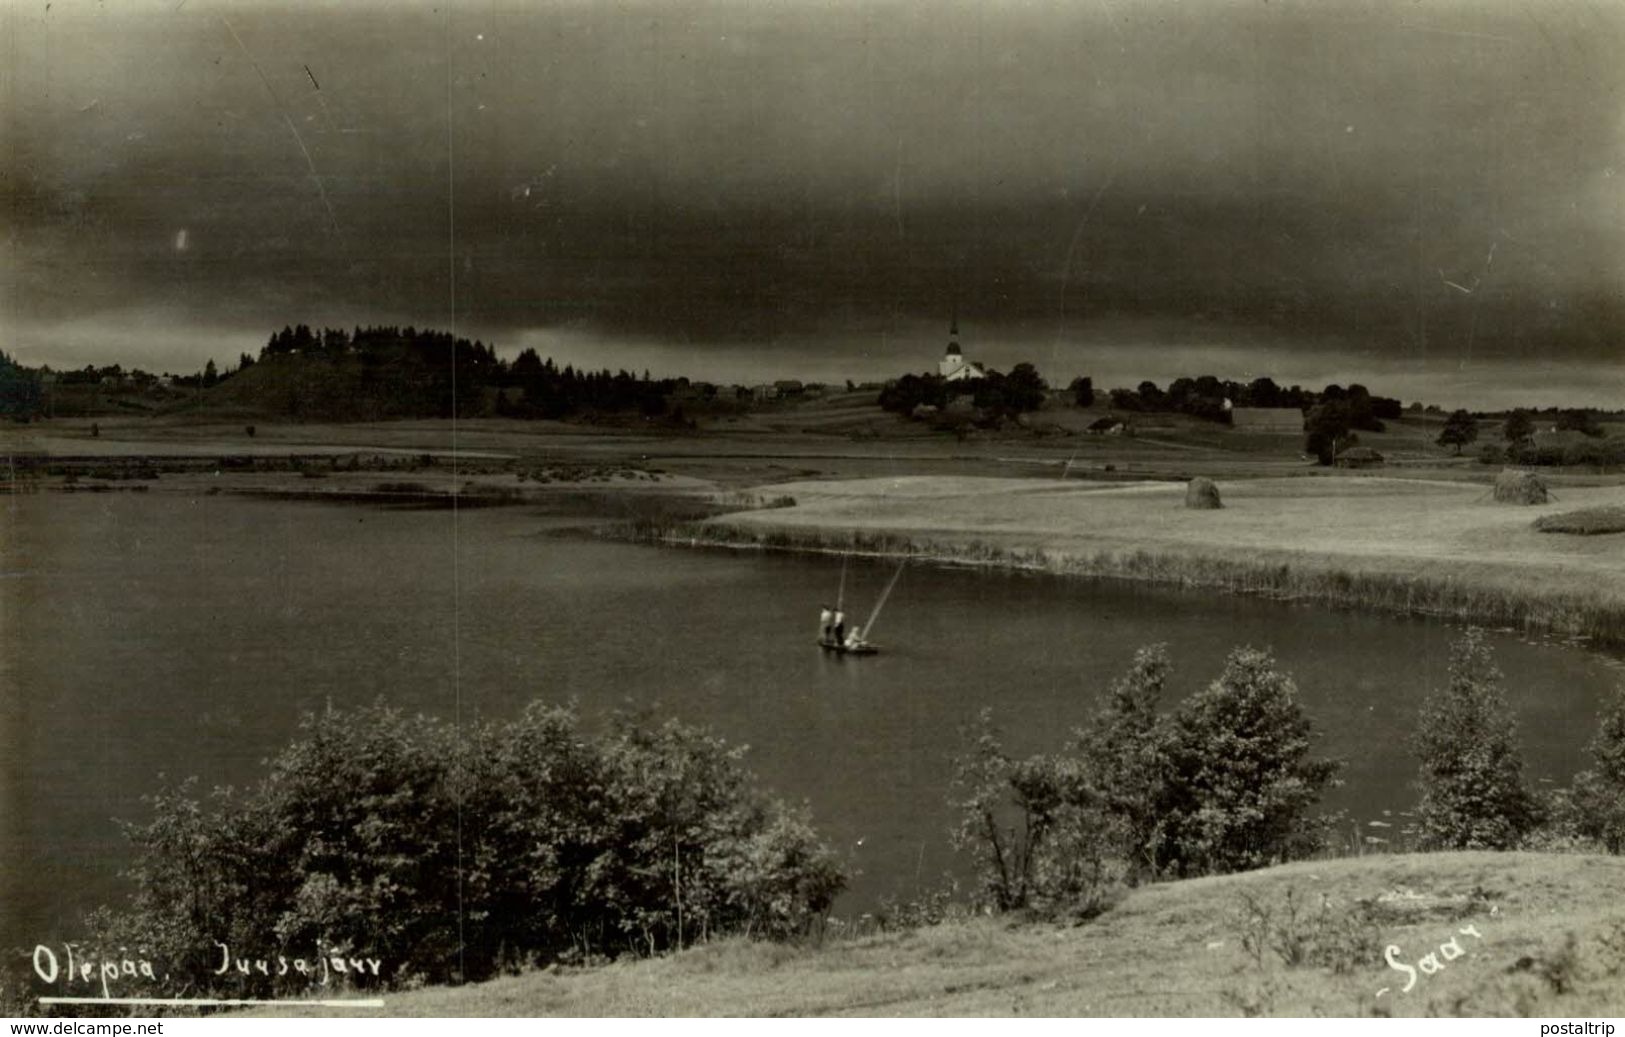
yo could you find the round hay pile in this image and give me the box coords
[1493,468,1549,505]
[1185,476,1223,509]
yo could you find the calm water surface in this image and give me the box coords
[3,493,1620,943]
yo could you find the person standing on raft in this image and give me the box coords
[832,608,845,646]
[819,604,833,642]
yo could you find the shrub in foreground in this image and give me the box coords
[952,645,1341,914]
[1564,686,1625,853]
[1153,648,1342,876]
[1074,644,1175,881]
[1413,629,1542,850]
[949,709,1113,916]
[76,703,844,997]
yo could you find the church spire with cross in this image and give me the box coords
[939,304,983,381]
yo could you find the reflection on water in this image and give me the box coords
[2,494,1618,941]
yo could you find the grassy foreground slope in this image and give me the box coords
[256,852,1625,1018]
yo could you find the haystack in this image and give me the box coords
[1493,468,1548,505]
[1185,476,1223,509]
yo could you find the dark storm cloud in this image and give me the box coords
[4,0,1622,372]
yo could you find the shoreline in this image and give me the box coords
[621,519,1625,652]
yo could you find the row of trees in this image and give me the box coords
[504,349,678,419]
[878,363,1050,424]
[1112,378,1402,429]
[879,365,1405,447]
[257,326,691,421]
[63,703,843,999]
[1436,407,1615,463]
[952,632,1625,916]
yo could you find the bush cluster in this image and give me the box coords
[72,703,844,997]
[1411,629,1625,857]
[950,645,1342,915]
[1545,686,1625,853]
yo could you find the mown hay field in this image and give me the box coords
[668,476,1625,646]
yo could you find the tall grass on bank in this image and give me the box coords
[615,520,1625,650]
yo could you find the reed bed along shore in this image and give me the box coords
[619,516,1625,651]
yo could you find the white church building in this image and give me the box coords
[938,318,986,382]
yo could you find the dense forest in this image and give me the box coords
[253,324,681,420]
[0,326,692,423]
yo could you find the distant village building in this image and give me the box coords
[938,318,986,382]
[1088,417,1128,435]
[773,379,806,396]
[1334,446,1384,468]
[1230,407,1305,433]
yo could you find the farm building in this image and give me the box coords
[1334,446,1384,468]
[1230,407,1304,433]
[1088,417,1128,435]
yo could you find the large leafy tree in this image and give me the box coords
[1503,409,1535,448]
[1412,629,1541,849]
[1068,375,1095,408]
[1073,644,1174,881]
[1305,401,1359,464]
[1155,648,1341,876]
[1436,409,1479,455]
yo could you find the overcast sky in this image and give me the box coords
[3,0,1621,405]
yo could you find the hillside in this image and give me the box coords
[249,851,1625,1017]
[170,352,477,422]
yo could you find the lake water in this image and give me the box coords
[3,493,1620,945]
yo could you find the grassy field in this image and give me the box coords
[674,474,1625,646]
[10,408,1625,641]
[247,851,1625,1017]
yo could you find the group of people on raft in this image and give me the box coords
[818,604,868,650]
